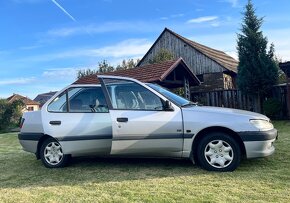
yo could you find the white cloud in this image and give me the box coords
[0,77,35,86]
[187,16,218,23]
[42,68,80,79]
[265,28,290,61]
[22,38,152,62]
[19,45,42,50]
[47,22,155,37]
[171,13,184,18]
[220,0,239,7]
[210,22,221,27]
[160,17,169,20]
[91,39,151,58]
[188,28,290,62]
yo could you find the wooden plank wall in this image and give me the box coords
[139,31,226,75]
[192,90,261,112]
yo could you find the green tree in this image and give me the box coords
[237,0,278,98]
[0,99,24,131]
[149,49,174,64]
[115,59,140,71]
[98,60,114,73]
[77,60,114,79]
[77,59,139,79]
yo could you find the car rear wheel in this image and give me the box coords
[40,137,69,168]
[197,132,241,172]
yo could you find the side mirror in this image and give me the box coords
[164,100,174,111]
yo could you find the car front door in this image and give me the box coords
[99,76,184,157]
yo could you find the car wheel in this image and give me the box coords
[40,137,69,168]
[197,132,241,172]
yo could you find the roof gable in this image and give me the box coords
[138,28,238,73]
[7,94,40,105]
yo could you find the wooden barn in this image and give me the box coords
[137,28,238,92]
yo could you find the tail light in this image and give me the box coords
[19,118,25,129]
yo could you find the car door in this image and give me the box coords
[42,85,112,156]
[99,76,184,157]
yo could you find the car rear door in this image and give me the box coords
[99,76,184,157]
[42,85,112,155]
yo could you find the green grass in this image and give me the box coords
[0,121,289,202]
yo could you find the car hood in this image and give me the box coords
[182,105,269,120]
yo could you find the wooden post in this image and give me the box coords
[287,78,290,118]
[183,77,191,100]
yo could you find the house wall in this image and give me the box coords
[138,30,236,91]
[22,104,40,113]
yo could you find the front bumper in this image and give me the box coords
[238,129,278,158]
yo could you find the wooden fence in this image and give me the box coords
[192,89,261,112]
[191,85,288,118]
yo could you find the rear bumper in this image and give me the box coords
[18,133,43,154]
[238,129,278,158]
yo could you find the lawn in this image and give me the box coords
[0,121,289,203]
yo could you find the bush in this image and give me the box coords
[263,98,282,118]
[0,99,24,132]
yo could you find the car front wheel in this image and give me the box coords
[40,137,69,168]
[197,132,241,172]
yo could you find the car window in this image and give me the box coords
[147,83,190,107]
[47,91,67,112]
[48,87,109,113]
[102,78,164,111]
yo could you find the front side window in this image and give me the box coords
[48,87,108,113]
[102,78,164,110]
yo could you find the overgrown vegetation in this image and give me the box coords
[263,98,282,118]
[149,48,174,64]
[237,0,278,98]
[0,121,289,202]
[0,99,24,132]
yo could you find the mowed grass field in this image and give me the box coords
[0,121,289,202]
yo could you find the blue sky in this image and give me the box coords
[1,0,290,99]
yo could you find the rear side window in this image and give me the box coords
[48,87,108,113]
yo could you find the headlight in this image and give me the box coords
[250,119,273,131]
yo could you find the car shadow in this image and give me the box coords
[0,155,208,189]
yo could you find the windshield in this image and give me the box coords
[147,83,191,107]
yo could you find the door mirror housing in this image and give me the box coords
[164,100,174,111]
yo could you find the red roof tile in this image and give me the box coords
[73,58,200,85]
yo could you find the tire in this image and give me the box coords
[196,132,241,172]
[40,137,70,168]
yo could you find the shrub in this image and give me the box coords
[263,98,282,118]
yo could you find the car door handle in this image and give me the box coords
[117,117,128,122]
[49,121,61,125]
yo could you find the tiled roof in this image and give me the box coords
[73,58,200,85]
[7,94,40,105]
[34,91,58,106]
[138,28,238,73]
[33,92,57,103]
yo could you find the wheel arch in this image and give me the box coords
[36,134,56,159]
[191,126,246,163]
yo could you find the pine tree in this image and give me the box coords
[237,0,278,97]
